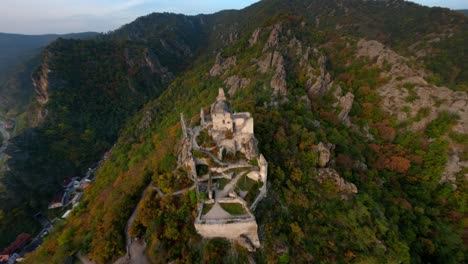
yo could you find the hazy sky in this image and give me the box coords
[1,0,466,34]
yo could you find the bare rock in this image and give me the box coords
[288,37,303,57]
[270,52,287,96]
[257,50,288,96]
[300,47,312,67]
[257,52,273,73]
[32,53,51,106]
[333,87,354,126]
[317,142,332,167]
[210,53,237,77]
[225,75,251,96]
[258,50,284,74]
[142,49,174,84]
[357,39,405,66]
[31,51,52,125]
[356,38,468,187]
[317,168,358,198]
[249,28,261,47]
[263,23,282,52]
[307,55,332,96]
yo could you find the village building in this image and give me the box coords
[0,233,31,263]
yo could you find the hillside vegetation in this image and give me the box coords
[0,32,97,115]
[0,0,466,263]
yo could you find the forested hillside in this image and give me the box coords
[1,0,466,263]
[0,32,97,115]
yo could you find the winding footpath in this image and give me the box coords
[113,183,195,264]
[113,183,153,264]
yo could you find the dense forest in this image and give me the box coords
[0,32,97,115]
[0,0,466,263]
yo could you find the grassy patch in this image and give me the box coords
[220,203,246,215]
[217,178,230,189]
[196,129,211,147]
[236,175,257,192]
[202,203,214,215]
[426,111,460,138]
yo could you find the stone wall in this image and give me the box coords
[194,221,260,248]
[212,112,233,131]
[250,154,268,211]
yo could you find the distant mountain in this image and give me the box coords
[0,32,98,115]
[456,9,468,16]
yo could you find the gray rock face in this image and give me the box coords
[317,168,358,198]
[210,53,237,76]
[224,75,251,96]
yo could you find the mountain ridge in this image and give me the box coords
[0,31,98,116]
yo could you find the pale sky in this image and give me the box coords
[0,0,466,35]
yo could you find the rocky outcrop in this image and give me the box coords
[263,23,282,52]
[210,53,237,77]
[142,49,174,84]
[441,155,467,188]
[357,38,468,186]
[317,168,358,198]
[333,86,355,126]
[224,75,251,96]
[317,142,333,167]
[256,51,287,96]
[307,55,332,97]
[357,39,407,67]
[32,53,51,106]
[357,39,468,135]
[31,51,52,125]
[270,54,287,96]
[249,28,261,47]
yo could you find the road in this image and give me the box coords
[0,119,11,161]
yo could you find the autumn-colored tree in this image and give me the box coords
[385,156,411,173]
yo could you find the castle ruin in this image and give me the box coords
[178,88,268,251]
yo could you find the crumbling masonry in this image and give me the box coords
[178,88,268,251]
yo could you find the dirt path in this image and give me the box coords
[153,184,195,197]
